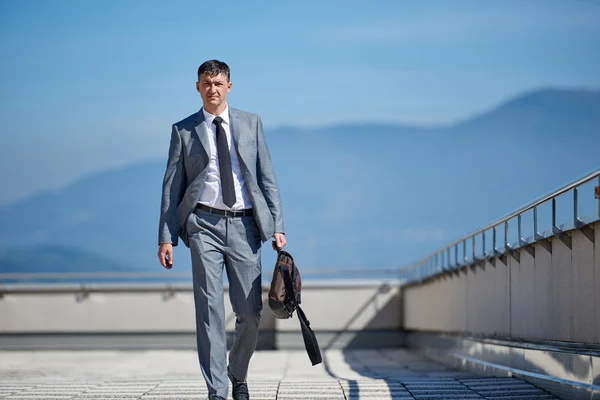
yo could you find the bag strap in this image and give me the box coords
[280,263,297,306]
[296,305,322,366]
[279,251,322,366]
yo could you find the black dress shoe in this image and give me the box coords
[209,396,226,400]
[232,382,249,400]
[228,368,249,400]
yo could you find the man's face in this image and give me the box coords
[196,73,231,109]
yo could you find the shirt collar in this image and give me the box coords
[202,103,229,125]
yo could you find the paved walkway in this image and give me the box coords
[0,349,558,399]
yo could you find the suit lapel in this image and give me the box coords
[229,108,248,166]
[192,107,249,169]
[229,108,242,147]
[193,110,211,157]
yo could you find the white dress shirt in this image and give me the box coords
[198,104,253,210]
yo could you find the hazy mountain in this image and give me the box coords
[0,245,139,274]
[453,88,600,135]
[1,88,599,278]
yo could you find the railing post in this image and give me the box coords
[574,187,578,225]
[518,214,522,244]
[455,245,458,268]
[552,198,557,229]
[482,231,486,257]
[597,176,600,219]
[427,256,431,274]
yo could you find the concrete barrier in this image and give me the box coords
[403,220,600,344]
[0,281,402,349]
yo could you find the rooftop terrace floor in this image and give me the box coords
[0,349,558,399]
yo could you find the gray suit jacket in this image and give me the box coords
[158,107,284,247]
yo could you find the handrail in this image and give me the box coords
[429,168,600,258]
[399,168,600,277]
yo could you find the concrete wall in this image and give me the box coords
[0,282,401,335]
[403,220,600,344]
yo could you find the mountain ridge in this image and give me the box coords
[268,87,600,133]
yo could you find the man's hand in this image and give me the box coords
[158,243,174,269]
[272,233,287,252]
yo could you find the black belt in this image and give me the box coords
[196,203,253,217]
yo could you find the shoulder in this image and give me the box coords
[230,107,260,124]
[172,111,201,132]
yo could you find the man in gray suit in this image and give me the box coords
[157,60,286,400]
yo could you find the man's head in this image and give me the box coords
[196,60,232,114]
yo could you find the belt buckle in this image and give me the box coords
[223,209,231,217]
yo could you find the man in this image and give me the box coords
[157,59,286,400]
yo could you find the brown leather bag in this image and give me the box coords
[268,250,322,366]
[268,250,301,319]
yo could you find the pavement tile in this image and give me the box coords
[139,398,198,400]
[411,397,482,400]
[3,397,76,399]
[460,378,523,384]
[466,384,535,389]
[472,389,551,396]
[0,349,563,400]
[485,397,557,400]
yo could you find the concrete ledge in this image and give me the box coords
[0,332,199,350]
[405,331,600,400]
[0,282,402,334]
[0,329,403,351]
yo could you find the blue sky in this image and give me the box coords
[0,0,599,206]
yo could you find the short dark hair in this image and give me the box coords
[197,60,230,82]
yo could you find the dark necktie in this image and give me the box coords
[213,116,236,208]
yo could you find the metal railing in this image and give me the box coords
[398,168,600,284]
